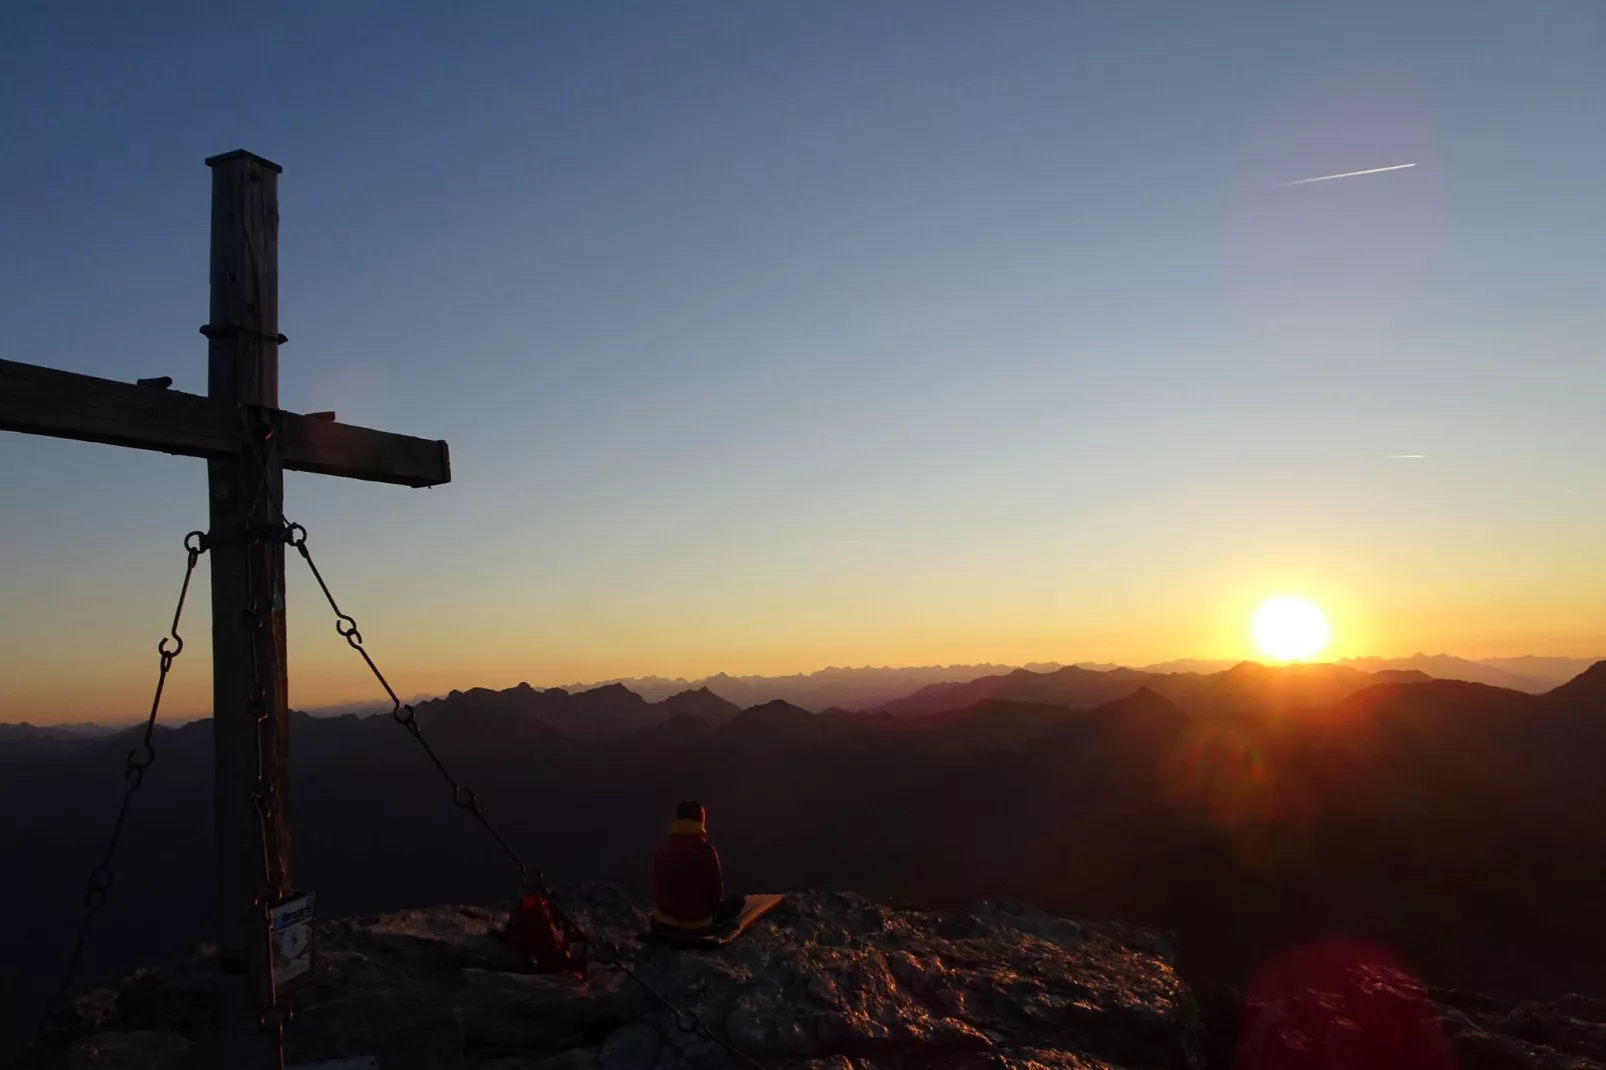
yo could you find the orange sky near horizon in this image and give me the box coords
[5,556,1601,725]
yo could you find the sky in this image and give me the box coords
[1,2,1603,723]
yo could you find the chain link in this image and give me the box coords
[40,531,207,1038]
[241,411,288,1070]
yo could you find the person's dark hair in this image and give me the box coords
[676,799,705,823]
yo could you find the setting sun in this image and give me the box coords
[1251,596,1332,662]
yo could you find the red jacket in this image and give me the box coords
[651,819,724,928]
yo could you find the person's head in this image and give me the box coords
[676,799,706,825]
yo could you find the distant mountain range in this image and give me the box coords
[1336,654,1597,693]
[0,721,120,741]
[263,659,1534,743]
[31,656,1587,735]
[0,721,125,756]
[4,656,1604,1063]
[297,695,437,719]
[558,654,1598,712]
[8,656,1595,741]
[409,681,742,740]
[881,660,1447,717]
[554,663,1034,709]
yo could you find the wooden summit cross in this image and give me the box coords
[0,151,449,1065]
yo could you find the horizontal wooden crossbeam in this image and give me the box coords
[280,410,450,487]
[0,357,238,456]
[0,357,450,488]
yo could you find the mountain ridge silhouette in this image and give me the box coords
[2,660,1603,1057]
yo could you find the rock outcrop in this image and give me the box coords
[29,886,1202,1070]
[30,885,1605,1070]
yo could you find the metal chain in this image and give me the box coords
[284,521,765,1070]
[40,530,207,1035]
[592,945,768,1070]
[241,411,288,1070]
[284,522,545,892]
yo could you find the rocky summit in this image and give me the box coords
[33,886,1200,1070]
[29,885,1606,1070]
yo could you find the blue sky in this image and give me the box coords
[2,2,1603,721]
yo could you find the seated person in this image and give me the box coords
[651,799,742,932]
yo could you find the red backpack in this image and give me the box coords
[500,890,588,978]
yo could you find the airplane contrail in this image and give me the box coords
[1279,163,1416,187]
[1386,454,1426,459]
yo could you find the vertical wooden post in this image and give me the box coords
[204,149,292,1068]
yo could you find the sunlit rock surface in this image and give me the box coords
[29,886,1200,1070]
[32,884,1605,1070]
